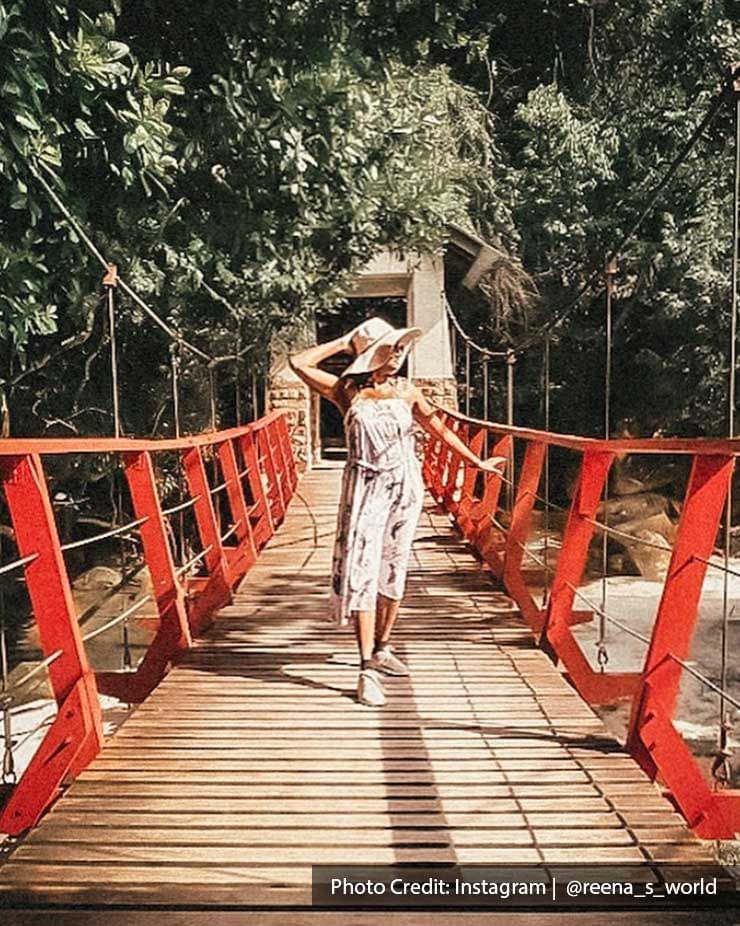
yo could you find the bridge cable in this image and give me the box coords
[597,259,617,671]
[464,341,470,416]
[482,356,491,466]
[170,341,189,566]
[235,323,243,426]
[512,63,740,355]
[444,296,508,359]
[26,160,213,364]
[28,155,255,433]
[504,350,516,512]
[501,516,740,711]
[714,79,740,788]
[541,334,551,611]
[207,365,223,532]
[444,65,739,360]
[25,157,247,585]
[0,532,14,787]
[104,266,122,439]
[102,267,134,670]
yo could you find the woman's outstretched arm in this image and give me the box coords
[409,386,506,473]
[288,333,353,410]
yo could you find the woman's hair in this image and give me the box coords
[342,370,375,391]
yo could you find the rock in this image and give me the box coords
[72,566,122,590]
[598,492,675,526]
[72,565,152,591]
[591,510,676,580]
[610,459,686,497]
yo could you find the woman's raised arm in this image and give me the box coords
[409,386,506,473]
[288,333,353,411]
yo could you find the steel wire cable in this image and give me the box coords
[460,459,740,726]
[161,496,200,517]
[60,516,148,552]
[0,554,38,577]
[175,544,214,578]
[512,64,740,355]
[483,511,740,710]
[27,160,213,363]
[714,88,740,785]
[81,595,153,644]
[3,650,64,695]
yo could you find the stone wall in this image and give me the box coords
[268,377,311,472]
[267,318,315,472]
[266,248,458,472]
[411,376,459,461]
[412,376,459,412]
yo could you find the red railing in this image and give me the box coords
[423,406,740,839]
[0,410,297,836]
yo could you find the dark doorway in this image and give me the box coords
[315,298,407,459]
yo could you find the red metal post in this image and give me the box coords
[257,423,285,526]
[239,429,274,549]
[96,450,193,702]
[0,454,104,835]
[275,413,298,495]
[630,454,734,730]
[182,446,234,633]
[442,423,468,515]
[455,429,486,538]
[502,441,547,631]
[217,438,257,584]
[625,454,739,835]
[269,416,292,507]
[422,412,448,495]
[473,435,513,578]
[430,413,454,503]
[544,449,640,703]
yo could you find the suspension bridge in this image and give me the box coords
[1,59,740,926]
[0,393,738,921]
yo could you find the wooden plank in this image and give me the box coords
[0,911,721,926]
[26,812,530,831]
[37,796,616,813]
[74,770,595,784]
[12,844,460,864]
[64,783,606,798]
[0,863,315,885]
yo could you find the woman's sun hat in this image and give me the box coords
[340,316,423,378]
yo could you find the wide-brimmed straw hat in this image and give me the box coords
[340,316,423,378]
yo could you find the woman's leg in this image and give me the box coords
[375,593,402,648]
[353,609,377,666]
[354,608,386,707]
[371,472,424,674]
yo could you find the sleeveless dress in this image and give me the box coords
[329,378,425,626]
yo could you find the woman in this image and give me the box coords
[289,317,505,707]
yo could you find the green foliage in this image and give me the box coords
[511,83,618,280]
[1,0,507,442]
[448,0,740,437]
[0,0,185,376]
[2,0,740,446]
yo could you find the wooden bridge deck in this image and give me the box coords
[0,466,724,920]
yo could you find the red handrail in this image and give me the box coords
[424,405,740,840]
[0,411,296,836]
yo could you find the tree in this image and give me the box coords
[1,0,509,441]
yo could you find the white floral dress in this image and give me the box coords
[329,378,424,626]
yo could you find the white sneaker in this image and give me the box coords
[357,669,386,707]
[367,645,410,677]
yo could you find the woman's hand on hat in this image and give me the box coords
[338,331,356,354]
[476,455,507,474]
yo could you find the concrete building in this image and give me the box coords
[268,225,506,469]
